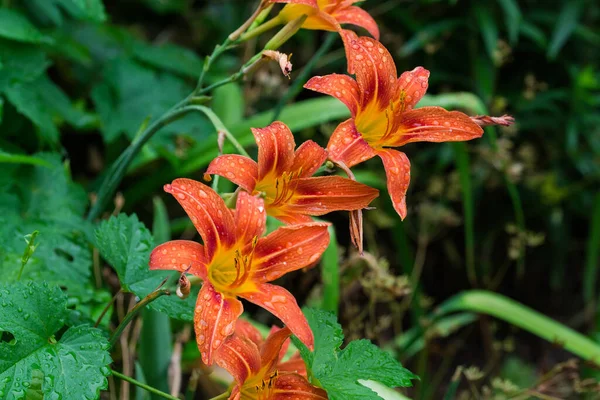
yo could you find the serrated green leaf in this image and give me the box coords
[0,282,112,399]
[0,154,92,291]
[94,213,198,320]
[0,9,47,44]
[299,309,416,400]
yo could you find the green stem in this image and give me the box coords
[435,290,600,362]
[240,15,284,42]
[208,392,231,400]
[196,37,234,92]
[110,369,180,400]
[109,289,170,348]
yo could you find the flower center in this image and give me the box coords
[240,370,279,400]
[208,237,258,294]
[355,91,409,148]
[254,169,302,210]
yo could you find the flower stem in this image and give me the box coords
[109,288,170,348]
[240,15,283,42]
[208,391,231,400]
[110,369,180,400]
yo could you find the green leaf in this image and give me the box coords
[212,83,245,127]
[496,0,521,44]
[0,282,112,399]
[0,9,47,44]
[0,153,92,291]
[0,150,52,167]
[140,0,187,14]
[133,41,203,78]
[94,213,198,320]
[297,309,417,400]
[547,0,584,59]
[24,0,106,25]
[0,39,49,91]
[474,2,499,61]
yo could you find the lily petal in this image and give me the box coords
[240,283,314,349]
[333,5,380,39]
[260,326,293,372]
[377,149,411,219]
[195,283,243,365]
[270,0,318,6]
[340,29,397,106]
[327,118,376,168]
[273,212,315,225]
[214,332,261,385]
[277,356,308,376]
[234,191,267,245]
[272,373,328,399]
[253,122,297,182]
[164,179,236,259]
[253,222,330,282]
[304,74,360,116]
[234,319,264,348]
[287,176,379,215]
[290,140,328,178]
[395,66,430,111]
[389,106,484,147]
[149,240,208,280]
[205,155,258,192]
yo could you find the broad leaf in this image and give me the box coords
[294,309,417,400]
[0,282,111,399]
[0,39,49,91]
[24,0,106,26]
[95,213,199,320]
[0,9,47,44]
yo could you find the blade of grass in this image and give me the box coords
[547,0,584,59]
[321,225,340,314]
[496,0,522,44]
[0,150,52,167]
[435,290,600,362]
[584,193,600,302]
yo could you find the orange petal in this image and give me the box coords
[290,140,328,178]
[340,29,397,106]
[149,240,208,280]
[377,149,411,219]
[234,319,264,348]
[286,176,379,215]
[252,222,330,282]
[327,118,376,168]
[164,179,236,259]
[304,74,360,116]
[270,0,317,6]
[272,373,328,399]
[260,326,293,372]
[252,122,296,181]
[267,325,291,362]
[239,283,314,349]
[333,5,380,39]
[273,212,315,225]
[205,155,258,192]
[214,333,261,385]
[349,208,364,254]
[389,106,484,147]
[234,191,267,245]
[395,66,430,111]
[195,283,243,365]
[277,355,307,377]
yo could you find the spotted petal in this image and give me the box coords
[333,5,380,39]
[272,373,328,399]
[304,74,360,116]
[195,283,243,365]
[327,118,376,168]
[260,326,293,372]
[164,179,236,259]
[287,176,379,216]
[290,140,328,178]
[387,106,484,147]
[149,240,208,279]
[205,154,258,192]
[214,332,261,385]
[377,149,411,219]
[394,66,430,111]
[252,222,330,282]
[234,191,267,246]
[340,29,397,107]
[253,122,296,181]
[240,283,313,349]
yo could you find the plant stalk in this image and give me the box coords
[110,369,180,400]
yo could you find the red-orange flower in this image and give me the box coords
[205,121,378,225]
[149,179,330,364]
[272,0,379,39]
[215,319,327,400]
[305,30,512,219]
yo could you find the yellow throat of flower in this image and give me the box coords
[240,370,279,400]
[208,237,258,294]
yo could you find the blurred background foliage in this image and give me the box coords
[0,0,599,398]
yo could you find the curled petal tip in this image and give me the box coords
[163,183,173,193]
[470,114,515,127]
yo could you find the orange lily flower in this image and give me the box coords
[305,30,512,219]
[215,319,327,400]
[205,121,379,225]
[149,179,330,364]
[272,0,379,39]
